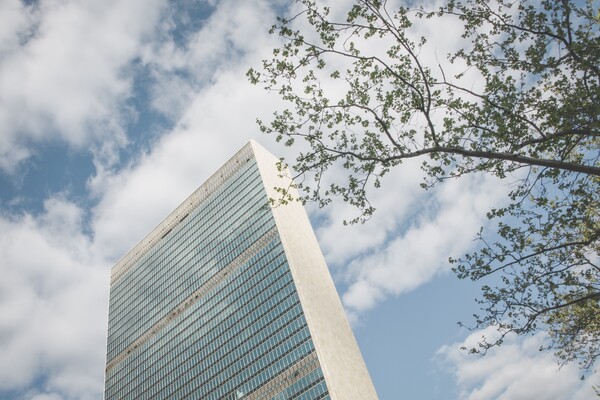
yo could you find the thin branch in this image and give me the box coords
[525,292,600,329]
[479,235,600,277]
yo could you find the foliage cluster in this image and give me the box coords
[249,0,600,371]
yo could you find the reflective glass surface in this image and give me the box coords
[105,160,330,399]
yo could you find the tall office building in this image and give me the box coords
[104,141,378,399]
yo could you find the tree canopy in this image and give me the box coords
[248,0,600,371]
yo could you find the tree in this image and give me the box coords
[248,0,600,371]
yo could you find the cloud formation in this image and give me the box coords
[0,198,108,399]
[314,165,507,315]
[0,0,166,172]
[438,328,600,400]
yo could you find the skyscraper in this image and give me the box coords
[104,141,378,399]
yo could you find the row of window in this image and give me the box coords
[110,159,260,299]
[107,214,277,359]
[271,367,328,400]
[107,279,299,394]
[178,308,307,390]
[199,332,314,400]
[107,206,276,357]
[107,201,271,338]
[108,286,318,398]
[108,163,268,347]
[108,162,263,310]
[144,338,316,400]
[106,239,289,384]
[106,245,305,394]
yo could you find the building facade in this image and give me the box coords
[104,141,378,399]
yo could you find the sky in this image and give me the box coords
[0,0,598,399]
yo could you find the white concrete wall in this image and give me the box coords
[251,140,379,400]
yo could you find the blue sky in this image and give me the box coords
[0,0,598,399]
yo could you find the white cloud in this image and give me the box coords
[29,393,63,400]
[314,160,425,267]
[438,328,600,400]
[90,0,286,261]
[137,0,281,121]
[0,0,30,55]
[0,0,167,173]
[313,167,507,314]
[0,198,109,399]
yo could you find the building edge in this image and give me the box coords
[106,139,378,399]
[109,142,256,285]
[250,140,379,400]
